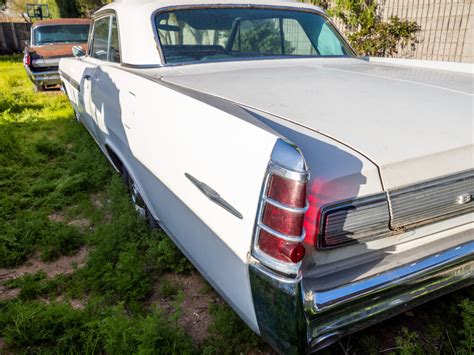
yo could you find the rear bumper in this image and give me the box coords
[25,65,61,86]
[249,237,473,353]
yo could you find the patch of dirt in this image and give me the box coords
[0,338,9,355]
[148,272,221,344]
[90,193,104,209]
[0,285,20,302]
[0,246,89,281]
[49,211,92,232]
[0,247,89,302]
[48,212,65,223]
[69,299,86,310]
[54,295,86,310]
[67,218,92,231]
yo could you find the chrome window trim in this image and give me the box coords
[88,9,123,64]
[150,4,357,66]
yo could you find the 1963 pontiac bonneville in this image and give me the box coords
[59,0,473,352]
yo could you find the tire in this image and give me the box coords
[73,109,81,123]
[122,167,159,229]
[34,83,44,92]
[122,167,146,218]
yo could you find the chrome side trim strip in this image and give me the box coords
[184,173,243,219]
[59,69,80,92]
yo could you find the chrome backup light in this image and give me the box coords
[252,139,309,276]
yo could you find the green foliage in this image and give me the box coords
[88,304,196,354]
[0,301,196,354]
[160,278,179,299]
[203,303,264,353]
[54,0,79,18]
[309,0,419,56]
[0,58,105,267]
[75,0,111,17]
[459,298,474,353]
[0,301,87,353]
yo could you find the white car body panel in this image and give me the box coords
[61,58,282,330]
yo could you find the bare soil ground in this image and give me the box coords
[148,272,220,344]
[0,247,89,302]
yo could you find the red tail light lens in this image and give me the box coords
[255,168,308,271]
[24,53,31,67]
[258,230,306,263]
[267,174,306,208]
[262,203,304,236]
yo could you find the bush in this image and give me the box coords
[309,0,419,56]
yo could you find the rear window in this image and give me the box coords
[33,24,90,45]
[154,7,354,64]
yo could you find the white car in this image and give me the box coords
[59,0,474,352]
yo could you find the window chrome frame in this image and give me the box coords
[88,9,123,64]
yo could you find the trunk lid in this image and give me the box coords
[161,58,473,189]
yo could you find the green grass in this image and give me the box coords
[0,55,472,354]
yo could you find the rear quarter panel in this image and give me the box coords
[88,65,281,330]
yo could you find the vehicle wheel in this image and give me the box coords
[122,167,159,229]
[146,207,160,230]
[73,109,81,123]
[123,168,146,218]
[34,84,44,92]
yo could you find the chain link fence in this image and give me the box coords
[381,0,472,63]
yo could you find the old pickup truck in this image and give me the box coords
[24,18,90,91]
[59,0,473,352]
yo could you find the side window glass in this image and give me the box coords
[316,22,346,56]
[91,16,110,60]
[282,19,317,56]
[233,19,282,55]
[109,17,121,63]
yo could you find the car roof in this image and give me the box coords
[100,0,322,14]
[93,0,325,66]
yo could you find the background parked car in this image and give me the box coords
[23,18,90,91]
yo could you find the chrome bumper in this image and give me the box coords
[25,66,61,86]
[249,239,473,353]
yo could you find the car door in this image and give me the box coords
[76,14,113,142]
[87,15,123,148]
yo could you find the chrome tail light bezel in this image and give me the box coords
[251,140,309,276]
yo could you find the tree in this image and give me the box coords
[309,0,419,57]
[75,0,110,17]
[54,0,79,18]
